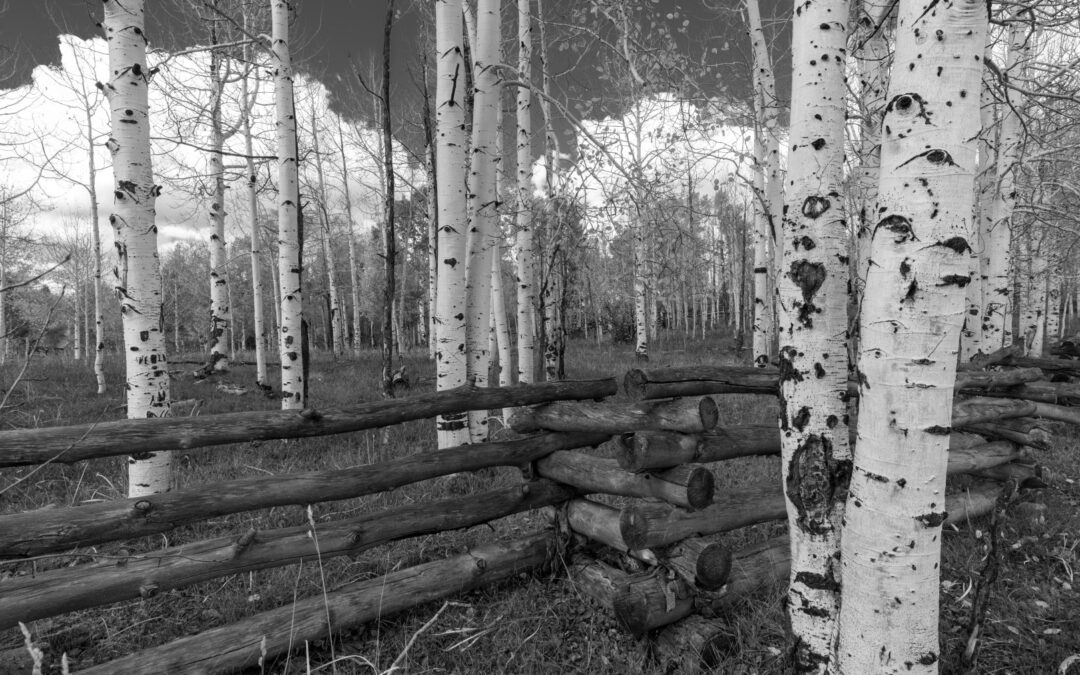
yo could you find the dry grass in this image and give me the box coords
[0,333,1077,674]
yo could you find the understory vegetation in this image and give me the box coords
[1,334,1077,674]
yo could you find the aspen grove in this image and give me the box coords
[0,0,1079,672]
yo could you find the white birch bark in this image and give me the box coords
[746,0,779,367]
[422,64,439,361]
[1026,233,1047,355]
[434,0,471,447]
[241,51,268,387]
[778,0,851,668]
[309,104,345,357]
[852,0,892,303]
[103,0,172,497]
[837,1,988,671]
[984,17,1030,350]
[463,0,502,442]
[272,0,304,409]
[514,0,537,384]
[334,116,363,356]
[633,210,648,360]
[87,104,106,394]
[207,41,231,373]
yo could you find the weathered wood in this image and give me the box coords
[620,484,787,550]
[0,379,617,467]
[0,432,608,557]
[570,557,695,635]
[617,426,778,471]
[962,379,1080,406]
[624,366,778,400]
[619,429,1010,476]
[662,537,733,590]
[536,451,714,509]
[972,462,1046,489]
[565,498,636,555]
[0,482,572,630]
[509,397,718,434]
[960,396,1080,427]
[625,365,1043,401]
[614,569,697,635]
[963,417,1052,448]
[653,615,733,675]
[952,399,1038,427]
[706,535,790,602]
[76,531,557,675]
[947,441,1023,474]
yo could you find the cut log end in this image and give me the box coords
[670,466,715,510]
[698,397,719,431]
[624,369,648,400]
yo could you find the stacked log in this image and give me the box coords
[76,532,557,675]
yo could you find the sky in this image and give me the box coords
[0,0,792,262]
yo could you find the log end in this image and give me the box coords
[617,433,646,472]
[698,397,719,431]
[624,369,648,400]
[695,543,733,591]
[684,467,716,510]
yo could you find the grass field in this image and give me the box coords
[0,333,1077,674]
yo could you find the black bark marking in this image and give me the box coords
[814,362,826,379]
[786,435,851,536]
[810,138,826,151]
[903,279,919,303]
[826,414,838,428]
[790,260,827,328]
[925,425,951,435]
[915,511,948,528]
[900,259,912,277]
[898,148,957,170]
[885,92,931,124]
[938,274,970,287]
[792,407,812,432]
[936,236,971,254]
[877,214,917,243]
[801,196,831,218]
[795,235,816,251]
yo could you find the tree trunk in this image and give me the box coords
[746,0,780,367]
[513,0,537,384]
[309,103,346,358]
[207,34,230,373]
[380,0,398,397]
[776,0,852,667]
[86,100,106,393]
[241,53,268,387]
[837,1,988,672]
[272,0,304,409]
[434,0,471,447]
[983,16,1031,351]
[421,63,439,361]
[463,0,502,440]
[103,0,172,498]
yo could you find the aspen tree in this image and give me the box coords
[422,63,439,360]
[335,115,363,356]
[308,100,346,357]
[102,0,172,497]
[777,0,851,669]
[836,0,988,671]
[271,0,304,409]
[851,0,892,302]
[240,57,268,386]
[515,0,537,384]
[434,0,471,447]
[983,15,1031,350]
[745,0,780,367]
[206,8,231,373]
[463,0,502,440]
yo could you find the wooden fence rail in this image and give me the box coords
[0,379,617,467]
[0,431,609,557]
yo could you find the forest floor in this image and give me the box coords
[0,334,1078,674]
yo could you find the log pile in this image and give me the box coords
[1,353,1062,673]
